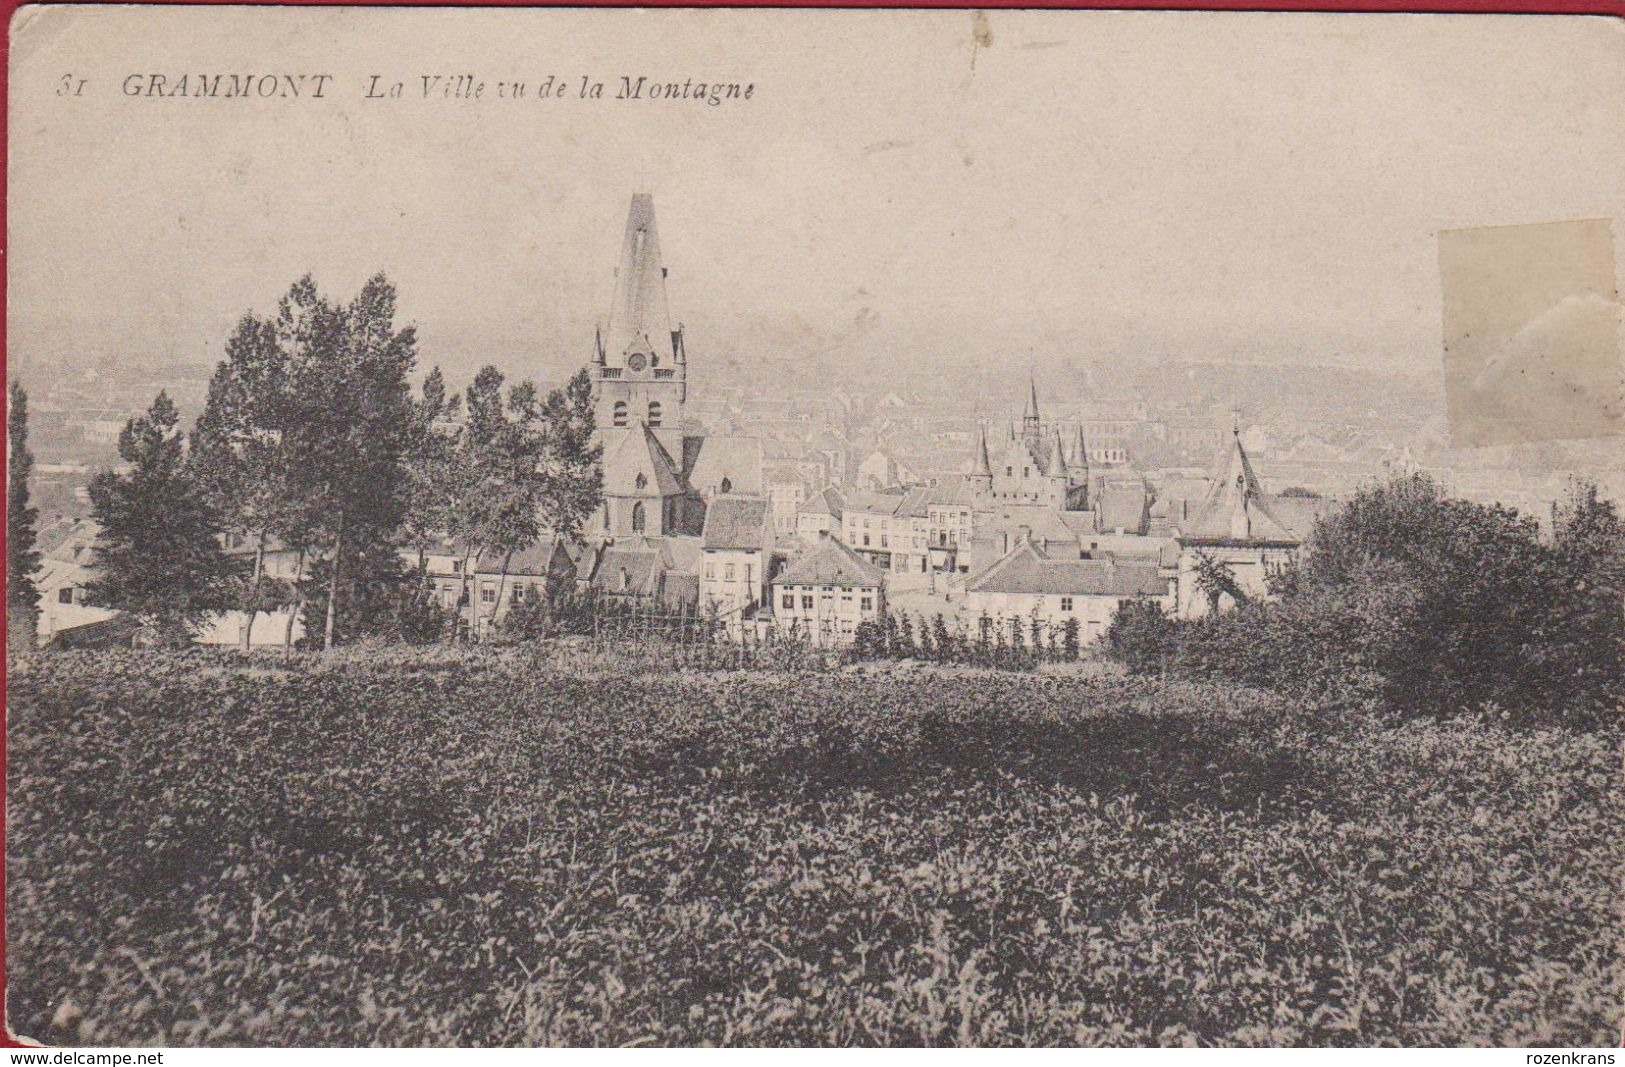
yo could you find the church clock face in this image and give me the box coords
[626,352,647,373]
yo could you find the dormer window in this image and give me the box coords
[635,473,647,491]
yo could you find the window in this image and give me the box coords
[619,569,631,592]
[481,586,496,604]
[725,563,735,581]
[635,472,647,490]
[744,564,753,587]
[58,587,74,605]
[720,477,733,494]
[603,508,611,531]
[1006,466,1013,477]
[631,501,646,533]
[704,562,715,579]
[802,595,814,609]
[1061,597,1074,612]
[512,585,525,603]
[451,560,462,574]
[782,594,795,610]
[648,401,662,427]
[613,401,628,428]
[862,534,870,547]
[861,595,873,611]
[880,534,888,548]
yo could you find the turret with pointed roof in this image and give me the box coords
[1069,424,1092,506]
[1044,427,1069,479]
[969,423,994,492]
[1180,431,1298,545]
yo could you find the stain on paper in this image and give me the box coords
[1438,219,1622,448]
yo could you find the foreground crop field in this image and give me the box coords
[7,647,1620,1046]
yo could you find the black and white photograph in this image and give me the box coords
[4,5,1622,1049]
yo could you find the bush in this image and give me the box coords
[1103,601,1177,675]
[1113,475,1624,723]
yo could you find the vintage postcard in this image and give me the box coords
[5,5,1622,1051]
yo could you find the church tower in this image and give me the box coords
[593,193,687,458]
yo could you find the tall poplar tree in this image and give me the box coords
[8,383,42,653]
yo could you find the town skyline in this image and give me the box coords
[11,8,1623,407]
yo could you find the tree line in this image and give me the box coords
[7,274,603,652]
[1105,472,1625,724]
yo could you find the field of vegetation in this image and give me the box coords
[8,645,1620,1046]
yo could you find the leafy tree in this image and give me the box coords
[192,311,305,650]
[85,392,237,642]
[1191,551,1249,613]
[442,366,552,638]
[538,368,604,543]
[400,366,461,580]
[7,384,42,653]
[314,275,419,649]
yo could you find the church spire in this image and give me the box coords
[603,193,675,365]
[1022,372,1041,444]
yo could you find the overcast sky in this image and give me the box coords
[9,7,1623,394]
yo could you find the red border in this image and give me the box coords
[1,0,1621,1051]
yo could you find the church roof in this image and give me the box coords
[774,538,886,588]
[969,541,1166,597]
[602,422,686,498]
[601,193,677,365]
[686,434,763,496]
[702,495,773,551]
[1180,431,1299,544]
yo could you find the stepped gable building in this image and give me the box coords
[981,376,1092,511]
[589,194,761,541]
